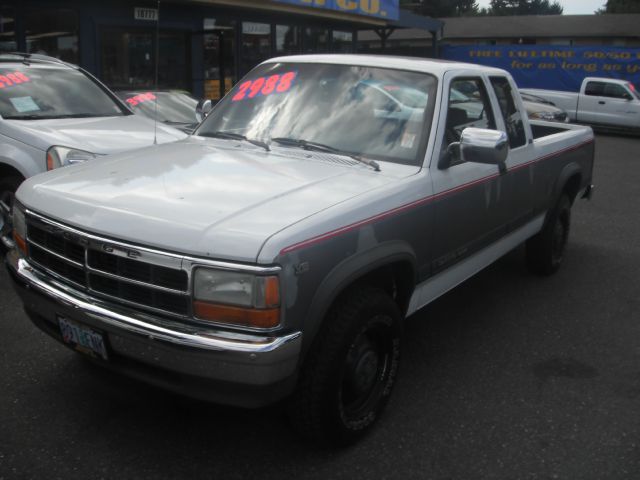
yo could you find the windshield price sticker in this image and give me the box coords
[0,71,31,89]
[231,71,297,102]
[126,92,156,107]
[10,96,40,113]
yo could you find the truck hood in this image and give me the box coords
[17,137,412,262]
[3,115,186,154]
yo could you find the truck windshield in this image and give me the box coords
[195,62,437,166]
[0,66,126,120]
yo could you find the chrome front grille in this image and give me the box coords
[25,213,190,317]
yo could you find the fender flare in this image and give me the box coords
[299,240,417,358]
[550,161,582,211]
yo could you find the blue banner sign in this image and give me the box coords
[441,45,640,92]
[273,0,399,21]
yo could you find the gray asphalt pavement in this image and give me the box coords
[1,133,639,479]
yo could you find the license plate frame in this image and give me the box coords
[58,316,109,361]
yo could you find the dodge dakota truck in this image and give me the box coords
[521,77,640,131]
[5,55,595,445]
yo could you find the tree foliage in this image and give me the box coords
[485,0,563,15]
[401,0,564,17]
[597,0,640,13]
[400,0,480,17]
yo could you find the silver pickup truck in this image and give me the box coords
[5,55,595,445]
[521,77,640,130]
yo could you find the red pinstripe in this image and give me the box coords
[279,138,594,255]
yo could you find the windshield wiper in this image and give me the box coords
[163,120,194,125]
[2,114,44,120]
[2,113,114,120]
[271,137,380,172]
[54,113,111,118]
[202,131,270,152]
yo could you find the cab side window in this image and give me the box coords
[490,76,527,149]
[585,82,606,96]
[444,78,496,148]
[603,83,630,100]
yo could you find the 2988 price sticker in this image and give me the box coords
[232,71,297,102]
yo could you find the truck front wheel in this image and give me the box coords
[526,193,571,275]
[288,286,402,445]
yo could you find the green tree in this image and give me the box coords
[487,0,563,15]
[596,0,640,13]
[400,0,480,17]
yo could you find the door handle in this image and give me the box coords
[598,101,606,105]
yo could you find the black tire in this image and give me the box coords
[0,175,23,252]
[0,175,22,211]
[526,193,571,275]
[288,286,402,446]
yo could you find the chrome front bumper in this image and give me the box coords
[6,249,302,407]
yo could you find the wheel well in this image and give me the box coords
[342,261,415,316]
[0,164,25,183]
[563,173,582,204]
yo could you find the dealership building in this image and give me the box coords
[358,14,640,54]
[0,0,441,99]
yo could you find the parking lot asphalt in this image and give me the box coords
[1,133,639,479]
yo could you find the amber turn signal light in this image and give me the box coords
[194,301,280,329]
[13,231,27,255]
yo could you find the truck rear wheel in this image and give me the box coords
[526,193,571,275]
[288,286,402,446]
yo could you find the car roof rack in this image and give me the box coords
[0,52,76,68]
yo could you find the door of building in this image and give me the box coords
[200,19,237,101]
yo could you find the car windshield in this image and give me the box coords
[119,91,198,124]
[628,83,640,100]
[196,62,437,166]
[0,65,125,120]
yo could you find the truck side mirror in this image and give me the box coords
[196,99,216,122]
[439,128,509,173]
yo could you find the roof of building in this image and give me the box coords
[195,0,443,31]
[441,14,640,39]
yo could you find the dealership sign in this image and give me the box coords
[442,45,640,91]
[273,0,399,21]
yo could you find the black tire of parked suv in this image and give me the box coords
[0,175,23,253]
[288,286,402,446]
[0,175,22,210]
[526,193,571,276]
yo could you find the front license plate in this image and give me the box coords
[58,316,109,361]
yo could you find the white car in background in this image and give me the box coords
[0,53,186,246]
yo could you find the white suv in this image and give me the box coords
[0,53,186,245]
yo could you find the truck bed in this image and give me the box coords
[530,119,591,140]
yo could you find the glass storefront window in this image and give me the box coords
[25,9,78,63]
[276,25,300,55]
[332,30,353,53]
[101,28,189,91]
[203,18,236,101]
[0,7,16,53]
[303,27,329,53]
[240,22,271,77]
